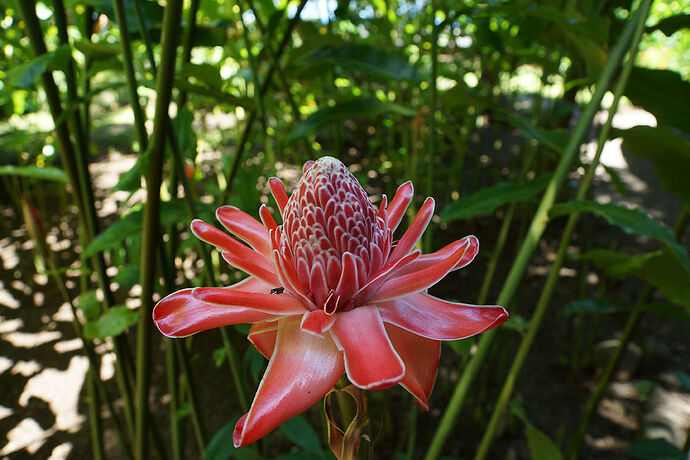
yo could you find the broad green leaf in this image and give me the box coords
[298,45,419,81]
[625,438,683,460]
[441,174,552,222]
[74,39,121,60]
[112,265,140,287]
[287,99,416,142]
[0,165,69,183]
[6,45,71,89]
[509,400,563,460]
[562,298,625,315]
[506,114,570,154]
[625,67,690,132]
[212,348,227,368]
[178,63,223,89]
[614,126,690,204]
[175,78,254,109]
[602,164,627,195]
[83,200,216,258]
[279,415,322,452]
[203,418,237,460]
[502,314,529,333]
[549,201,690,272]
[648,14,690,37]
[448,338,474,356]
[578,249,690,308]
[76,291,101,321]
[83,306,138,340]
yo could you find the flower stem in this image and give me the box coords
[424,0,439,253]
[473,4,651,456]
[423,4,645,457]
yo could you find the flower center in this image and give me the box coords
[280,157,391,311]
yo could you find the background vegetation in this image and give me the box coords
[1,0,689,458]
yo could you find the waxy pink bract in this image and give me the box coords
[153,156,508,447]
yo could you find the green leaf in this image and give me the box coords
[502,314,529,333]
[509,401,563,460]
[602,165,627,195]
[178,63,223,89]
[0,165,69,183]
[549,201,690,272]
[76,291,101,321]
[203,418,237,460]
[297,45,420,82]
[625,438,683,460]
[83,306,138,340]
[506,114,570,154]
[74,39,121,60]
[6,45,71,89]
[448,338,474,356]
[279,415,322,452]
[441,174,552,222]
[287,99,416,142]
[614,126,690,205]
[83,200,216,258]
[625,67,690,132]
[213,348,227,368]
[648,14,690,37]
[562,298,626,315]
[578,249,690,308]
[112,265,140,287]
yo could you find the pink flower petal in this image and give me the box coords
[300,310,337,336]
[233,317,344,447]
[153,289,278,338]
[302,160,315,173]
[394,236,478,277]
[216,206,272,258]
[268,177,288,215]
[248,322,278,359]
[191,288,308,314]
[371,239,468,302]
[335,252,359,301]
[259,204,278,230]
[331,306,405,390]
[353,250,420,305]
[378,292,509,340]
[387,197,434,264]
[385,323,439,410]
[191,219,280,286]
[387,181,414,232]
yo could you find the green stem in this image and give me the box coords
[134,1,183,458]
[223,0,308,201]
[424,0,438,253]
[473,5,651,455]
[166,342,182,460]
[423,5,644,458]
[566,203,690,459]
[176,340,207,454]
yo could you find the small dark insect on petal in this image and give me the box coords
[270,287,285,294]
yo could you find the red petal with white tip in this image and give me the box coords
[152,289,278,338]
[191,288,308,314]
[300,309,337,336]
[233,317,344,447]
[385,323,439,410]
[378,292,509,340]
[387,197,434,263]
[371,239,467,302]
[268,177,288,214]
[259,204,278,230]
[331,306,405,390]
[216,206,272,258]
[395,236,477,277]
[387,181,414,232]
[248,322,278,359]
[191,219,280,286]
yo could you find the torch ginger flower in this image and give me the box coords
[153,156,508,447]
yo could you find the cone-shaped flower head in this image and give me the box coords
[153,156,509,448]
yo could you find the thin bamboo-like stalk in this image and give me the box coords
[134,1,184,458]
[423,5,644,457]
[223,0,308,200]
[17,0,137,439]
[565,204,689,459]
[473,4,651,456]
[424,0,439,253]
